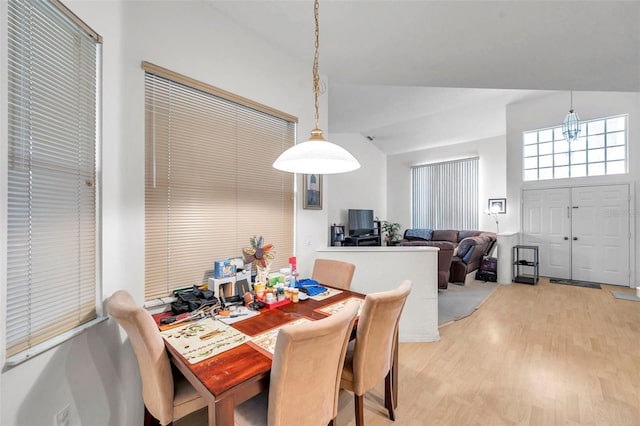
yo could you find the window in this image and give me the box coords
[6,0,102,364]
[144,63,296,300]
[411,158,479,230]
[523,115,627,181]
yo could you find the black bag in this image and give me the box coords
[480,256,497,273]
[171,285,219,314]
[476,256,497,282]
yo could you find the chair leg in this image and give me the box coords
[354,394,364,426]
[385,371,395,421]
[143,406,162,426]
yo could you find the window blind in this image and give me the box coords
[144,64,296,300]
[6,0,101,360]
[412,158,478,230]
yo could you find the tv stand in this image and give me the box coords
[345,234,381,246]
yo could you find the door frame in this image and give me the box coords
[521,182,635,288]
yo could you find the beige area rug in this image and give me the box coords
[438,278,498,326]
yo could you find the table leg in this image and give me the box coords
[212,397,235,426]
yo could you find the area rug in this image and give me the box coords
[438,280,498,325]
[550,278,601,289]
[611,291,640,302]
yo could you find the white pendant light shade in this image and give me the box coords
[273,128,360,174]
[273,0,360,175]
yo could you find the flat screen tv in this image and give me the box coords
[348,209,374,236]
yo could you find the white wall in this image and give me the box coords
[386,135,507,235]
[326,134,387,228]
[506,90,640,284]
[316,246,440,342]
[296,132,386,278]
[0,1,322,424]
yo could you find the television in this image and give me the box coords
[348,209,374,236]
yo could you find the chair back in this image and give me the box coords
[311,258,356,290]
[107,290,174,425]
[351,280,412,395]
[268,299,360,426]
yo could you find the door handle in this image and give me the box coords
[573,237,578,241]
[564,237,569,240]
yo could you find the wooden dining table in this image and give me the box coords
[161,286,388,426]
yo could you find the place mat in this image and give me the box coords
[315,296,364,316]
[611,291,640,302]
[310,287,344,301]
[247,318,312,358]
[161,317,248,364]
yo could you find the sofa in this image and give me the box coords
[398,229,496,289]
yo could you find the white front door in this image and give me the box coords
[571,185,630,286]
[522,188,572,279]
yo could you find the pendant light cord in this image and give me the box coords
[313,0,320,130]
[569,90,574,113]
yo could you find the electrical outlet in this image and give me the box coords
[55,405,70,426]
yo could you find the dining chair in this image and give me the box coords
[106,290,207,426]
[340,280,412,426]
[311,258,356,290]
[235,299,360,426]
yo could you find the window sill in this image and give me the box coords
[4,316,109,368]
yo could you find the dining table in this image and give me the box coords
[158,285,398,426]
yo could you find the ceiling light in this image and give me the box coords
[562,90,581,142]
[273,0,360,175]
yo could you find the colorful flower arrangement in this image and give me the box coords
[242,235,275,267]
[243,235,275,286]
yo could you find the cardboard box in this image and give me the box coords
[214,259,236,279]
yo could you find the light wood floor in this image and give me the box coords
[335,278,640,426]
[180,278,640,425]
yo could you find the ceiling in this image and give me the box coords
[211,1,640,155]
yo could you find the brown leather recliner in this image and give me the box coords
[449,234,496,283]
[399,229,496,287]
[398,240,454,289]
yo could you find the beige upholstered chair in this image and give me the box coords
[106,290,206,426]
[311,258,356,290]
[235,299,360,426]
[340,280,412,426]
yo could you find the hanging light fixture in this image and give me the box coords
[562,90,581,142]
[273,0,360,174]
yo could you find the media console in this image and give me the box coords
[344,234,381,246]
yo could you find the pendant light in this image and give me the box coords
[273,0,360,174]
[562,90,581,142]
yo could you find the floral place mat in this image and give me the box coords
[309,287,343,301]
[161,317,248,364]
[315,296,364,316]
[247,318,312,358]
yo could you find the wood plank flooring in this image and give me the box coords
[335,278,640,426]
[179,278,640,425]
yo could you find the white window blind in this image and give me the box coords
[6,0,101,361]
[412,158,478,230]
[144,63,296,300]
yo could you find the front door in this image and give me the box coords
[522,185,631,286]
[522,188,572,279]
[571,185,630,286]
